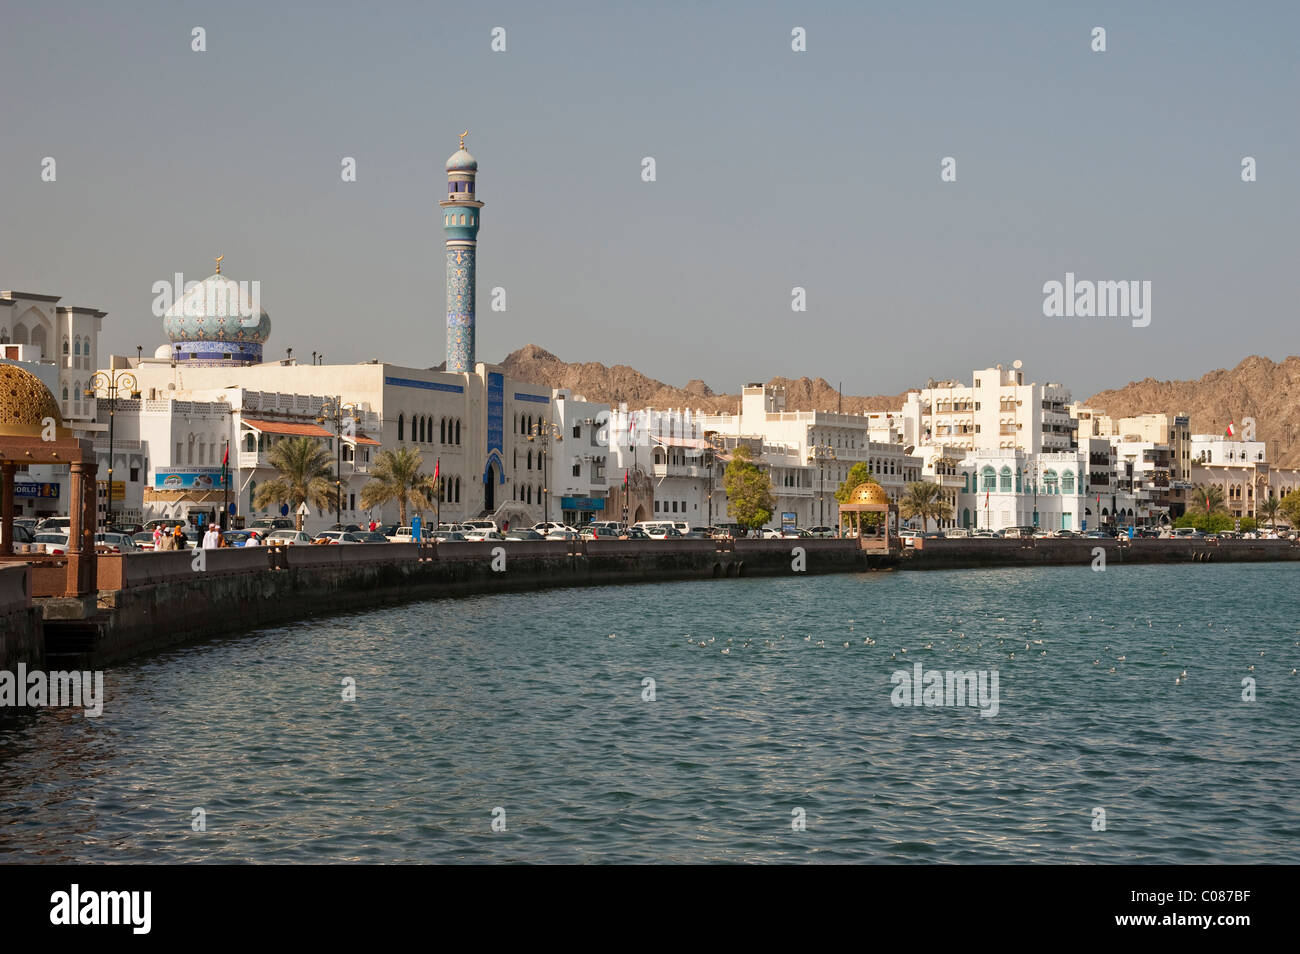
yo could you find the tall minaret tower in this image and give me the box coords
[440,131,483,373]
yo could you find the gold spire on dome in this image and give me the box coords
[214,254,224,274]
[459,130,468,150]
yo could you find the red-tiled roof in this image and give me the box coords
[243,418,332,438]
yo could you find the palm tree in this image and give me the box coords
[1189,482,1227,515]
[1258,494,1281,533]
[253,436,337,531]
[899,481,951,531]
[359,447,435,527]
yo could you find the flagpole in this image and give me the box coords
[222,439,229,531]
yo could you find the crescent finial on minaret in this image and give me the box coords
[460,130,468,150]
[214,253,224,274]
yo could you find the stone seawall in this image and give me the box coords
[0,565,43,671]
[89,539,877,666]
[903,537,1300,569]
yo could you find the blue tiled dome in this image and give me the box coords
[446,148,478,172]
[162,273,271,345]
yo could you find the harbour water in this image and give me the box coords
[1,564,1297,863]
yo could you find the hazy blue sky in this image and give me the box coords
[2,1,1295,398]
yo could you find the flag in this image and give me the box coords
[434,458,440,480]
[624,469,629,486]
[1225,420,1236,437]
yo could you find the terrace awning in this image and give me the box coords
[242,418,332,438]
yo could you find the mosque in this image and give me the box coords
[114,135,607,529]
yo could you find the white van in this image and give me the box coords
[461,518,499,532]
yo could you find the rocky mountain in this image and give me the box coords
[1086,355,1300,467]
[497,344,912,415]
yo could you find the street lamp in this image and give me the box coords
[317,396,359,527]
[85,370,139,530]
[527,420,563,529]
[1023,465,1038,528]
[807,442,836,528]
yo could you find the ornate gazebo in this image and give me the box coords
[0,365,98,597]
[837,481,899,551]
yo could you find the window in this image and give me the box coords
[981,466,996,492]
[454,478,461,502]
[397,414,404,441]
[572,463,581,477]
[573,424,581,438]
[1061,470,1075,494]
[455,420,461,444]
[440,418,447,443]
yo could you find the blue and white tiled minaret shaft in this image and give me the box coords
[441,132,483,373]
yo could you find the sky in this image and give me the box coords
[1,0,1296,399]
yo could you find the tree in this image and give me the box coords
[253,436,336,531]
[360,447,436,527]
[834,462,875,504]
[1188,483,1227,515]
[1278,489,1300,529]
[722,445,775,532]
[1173,511,1234,533]
[899,481,952,531]
[1257,495,1281,533]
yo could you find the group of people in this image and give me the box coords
[150,524,264,550]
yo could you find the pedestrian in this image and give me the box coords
[369,518,377,533]
[217,530,229,548]
[202,523,220,549]
[152,524,163,550]
[244,530,261,547]
[172,525,187,550]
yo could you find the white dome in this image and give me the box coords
[154,343,173,359]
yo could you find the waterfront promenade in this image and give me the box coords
[3,536,1298,672]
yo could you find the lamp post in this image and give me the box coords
[1023,465,1039,528]
[527,420,563,529]
[85,370,139,531]
[317,396,359,527]
[807,442,836,528]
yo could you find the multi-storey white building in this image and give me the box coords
[899,361,1073,455]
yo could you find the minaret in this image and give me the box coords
[441,131,483,373]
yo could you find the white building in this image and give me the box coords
[899,361,1073,455]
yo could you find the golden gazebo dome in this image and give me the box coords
[0,364,66,437]
[848,481,889,506]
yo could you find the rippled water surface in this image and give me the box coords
[2,564,1298,863]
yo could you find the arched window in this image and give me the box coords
[455,420,461,444]
[397,413,404,441]
[1060,470,1075,494]
[527,449,533,470]
[999,466,1012,492]
[454,477,461,502]
[62,337,69,355]
[62,385,69,402]
[981,466,996,492]
[246,433,255,452]
[440,418,447,443]
[962,471,970,493]
[1043,469,1059,494]
[526,485,532,504]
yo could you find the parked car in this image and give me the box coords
[465,528,505,542]
[920,531,946,540]
[646,525,683,540]
[544,529,580,541]
[945,528,970,539]
[354,531,390,543]
[315,531,363,544]
[94,532,139,553]
[898,530,921,547]
[462,519,499,533]
[504,528,545,541]
[110,522,145,536]
[431,530,467,543]
[0,523,34,547]
[329,523,364,532]
[807,526,836,538]
[248,517,295,533]
[266,529,314,546]
[760,528,784,539]
[385,526,429,543]
[223,530,254,546]
[580,525,622,540]
[970,531,997,538]
[37,516,73,534]
[625,527,651,541]
[32,532,70,555]
[532,522,576,535]
[131,530,157,551]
